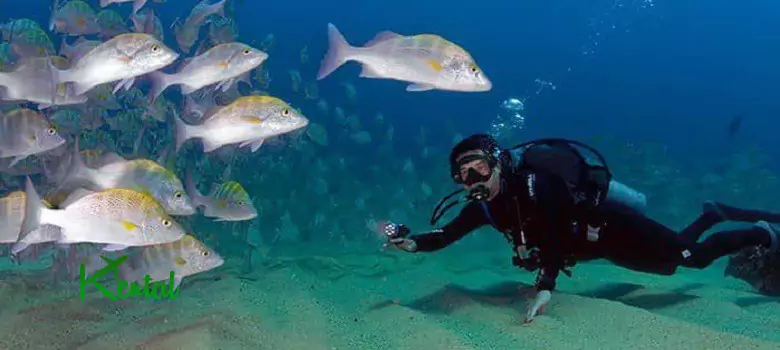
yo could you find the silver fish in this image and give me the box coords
[184,172,257,221]
[174,95,309,153]
[19,177,185,250]
[317,23,492,92]
[49,0,102,36]
[82,234,223,291]
[174,0,227,53]
[52,33,179,96]
[148,42,267,100]
[0,56,88,108]
[0,108,66,167]
[58,141,196,216]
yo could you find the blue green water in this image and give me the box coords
[1,0,779,349]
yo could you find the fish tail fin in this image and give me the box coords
[47,58,80,99]
[19,177,44,242]
[132,0,146,14]
[131,13,143,32]
[57,138,90,191]
[184,166,203,208]
[214,0,227,17]
[117,258,136,282]
[317,23,353,80]
[201,139,221,153]
[173,112,196,153]
[59,37,69,57]
[132,126,146,157]
[80,252,109,279]
[46,56,64,106]
[156,143,175,172]
[180,83,198,95]
[10,242,30,256]
[148,71,172,102]
[49,0,60,31]
[182,95,197,115]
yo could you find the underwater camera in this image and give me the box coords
[374,221,411,241]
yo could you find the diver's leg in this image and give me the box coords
[678,201,780,243]
[594,212,686,275]
[705,201,780,223]
[680,222,779,269]
[677,204,724,244]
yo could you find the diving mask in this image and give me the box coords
[453,154,493,186]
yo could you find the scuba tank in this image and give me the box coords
[604,179,647,215]
[506,138,646,215]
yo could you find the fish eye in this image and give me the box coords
[174,190,184,199]
[161,219,172,227]
[45,127,56,135]
[243,48,251,55]
[151,44,160,52]
[201,250,210,257]
[236,200,244,206]
[469,65,479,74]
[281,109,291,117]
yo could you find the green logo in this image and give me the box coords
[79,255,180,301]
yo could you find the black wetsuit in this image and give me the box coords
[410,152,776,292]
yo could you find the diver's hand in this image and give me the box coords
[524,290,552,324]
[375,221,415,252]
[389,237,417,252]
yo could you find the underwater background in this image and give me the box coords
[1,0,779,349]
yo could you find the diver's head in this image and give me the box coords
[450,134,502,202]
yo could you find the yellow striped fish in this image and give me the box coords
[20,177,185,250]
[58,141,195,216]
[185,170,257,221]
[173,95,309,153]
[82,234,223,291]
[0,108,66,167]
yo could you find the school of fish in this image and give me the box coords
[0,0,491,288]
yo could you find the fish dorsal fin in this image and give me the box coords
[131,183,154,198]
[60,188,96,208]
[156,144,176,172]
[364,31,402,47]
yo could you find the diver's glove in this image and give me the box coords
[524,290,552,324]
[390,237,418,253]
[378,222,417,252]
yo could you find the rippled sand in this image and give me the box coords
[0,243,778,349]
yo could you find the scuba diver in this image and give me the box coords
[380,134,780,323]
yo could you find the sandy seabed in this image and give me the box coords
[0,243,777,350]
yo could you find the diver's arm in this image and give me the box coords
[530,172,574,292]
[408,203,488,252]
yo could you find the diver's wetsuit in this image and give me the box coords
[410,155,777,292]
